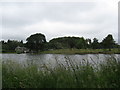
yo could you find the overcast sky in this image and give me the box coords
[0,0,119,43]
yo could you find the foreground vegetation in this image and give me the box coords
[2,56,120,88]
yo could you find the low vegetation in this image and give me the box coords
[2,56,120,88]
[41,48,120,54]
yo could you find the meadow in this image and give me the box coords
[41,48,120,54]
[2,56,120,88]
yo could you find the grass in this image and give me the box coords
[40,48,120,54]
[0,59,2,89]
[2,56,120,88]
[0,52,16,54]
[1,48,120,54]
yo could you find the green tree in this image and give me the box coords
[101,34,115,51]
[86,38,92,48]
[76,37,87,49]
[26,33,46,52]
[91,38,100,49]
[1,40,24,52]
[49,37,87,49]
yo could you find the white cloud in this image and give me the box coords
[24,20,95,33]
[0,0,97,2]
[1,0,119,43]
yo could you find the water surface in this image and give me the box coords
[1,54,120,68]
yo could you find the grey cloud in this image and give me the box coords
[1,2,96,28]
[1,1,118,43]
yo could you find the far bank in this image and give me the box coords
[40,48,120,54]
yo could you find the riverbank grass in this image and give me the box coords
[2,56,120,88]
[1,48,120,54]
[40,48,120,54]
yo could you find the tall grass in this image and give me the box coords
[2,56,120,88]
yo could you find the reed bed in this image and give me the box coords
[2,56,120,88]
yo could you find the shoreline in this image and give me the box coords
[40,48,120,54]
[1,48,120,54]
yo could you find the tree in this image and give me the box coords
[48,36,88,49]
[76,37,87,49]
[91,38,100,49]
[101,34,115,51]
[1,40,24,52]
[26,33,46,52]
[86,38,92,48]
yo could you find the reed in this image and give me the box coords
[2,56,120,88]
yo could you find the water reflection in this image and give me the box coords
[1,53,120,68]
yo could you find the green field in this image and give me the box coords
[1,48,120,54]
[2,56,120,88]
[40,48,120,54]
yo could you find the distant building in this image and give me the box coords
[15,46,29,53]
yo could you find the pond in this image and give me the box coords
[1,53,120,68]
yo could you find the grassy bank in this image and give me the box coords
[1,48,120,54]
[0,51,16,54]
[2,57,120,88]
[40,48,120,54]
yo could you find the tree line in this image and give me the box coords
[0,33,120,53]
